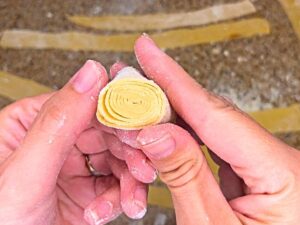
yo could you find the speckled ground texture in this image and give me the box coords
[1,0,300,224]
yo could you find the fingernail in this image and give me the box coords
[141,33,156,46]
[152,169,158,181]
[71,60,102,93]
[84,201,113,225]
[142,32,149,37]
[138,134,176,159]
[116,129,140,149]
[132,202,147,219]
[134,186,147,219]
[97,201,113,220]
[84,209,99,225]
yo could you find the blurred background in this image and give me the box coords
[0,0,300,224]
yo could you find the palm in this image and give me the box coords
[55,148,114,225]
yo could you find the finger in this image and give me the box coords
[104,133,125,160]
[0,116,26,151]
[114,130,157,183]
[0,93,54,153]
[175,116,203,145]
[2,60,109,195]
[84,178,123,225]
[120,170,147,219]
[60,147,111,178]
[106,154,148,219]
[134,35,295,192]
[89,152,112,176]
[0,115,25,161]
[137,123,239,224]
[94,175,119,196]
[59,176,120,215]
[137,123,205,188]
[58,176,97,209]
[219,163,244,201]
[208,150,244,200]
[76,128,107,154]
[124,145,157,183]
[2,93,54,130]
[105,152,127,179]
[109,61,127,79]
[115,129,140,149]
[17,93,55,130]
[59,146,90,178]
[91,118,116,135]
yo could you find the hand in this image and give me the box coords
[130,35,300,225]
[0,60,153,225]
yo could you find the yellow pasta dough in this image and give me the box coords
[96,67,172,130]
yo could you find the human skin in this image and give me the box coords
[0,60,155,225]
[129,35,300,225]
[1,36,300,225]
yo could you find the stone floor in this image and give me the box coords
[1,0,300,224]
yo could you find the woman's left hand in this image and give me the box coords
[0,60,151,225]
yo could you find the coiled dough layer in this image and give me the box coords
[97,67,172,130]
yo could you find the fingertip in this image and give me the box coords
[109,61,128,79]
[122,201,147,219]
[137,123,176,146]
[131,185,148,219]
[134,33,156,52]
[137,123,200,162]
[104,133,125,160]
[84,208,98,225]
[84,183,122,225]
[84,200,122,225]
[91,60,109,88]
[68,59,109,96]
[116,129,140,149]
[134,34,158,66]
[124,145,157,183]
[120,172,148,219]
[134,35,188,91]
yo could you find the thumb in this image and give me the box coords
[137,123,239,224]
[2,60,108,194]
[137,123,204,189]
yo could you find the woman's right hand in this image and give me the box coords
[130,35,300,225]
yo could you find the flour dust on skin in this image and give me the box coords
[48,114,67,145]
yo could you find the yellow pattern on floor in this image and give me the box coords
[250,105,300,134]
[0,18,270,52]
[0,71,52,100]
[149,186,173,208]
[67,0,256,31]
[278,0,300,39]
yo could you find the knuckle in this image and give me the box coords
[208,91,237,111]
[5,97,38,117]
[17,97,34,106]
[41,99,63,122]
[200,91,251,130]
[35,99,66,132]
[5,99,27,115]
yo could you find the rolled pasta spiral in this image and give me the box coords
[96,67,172,130]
